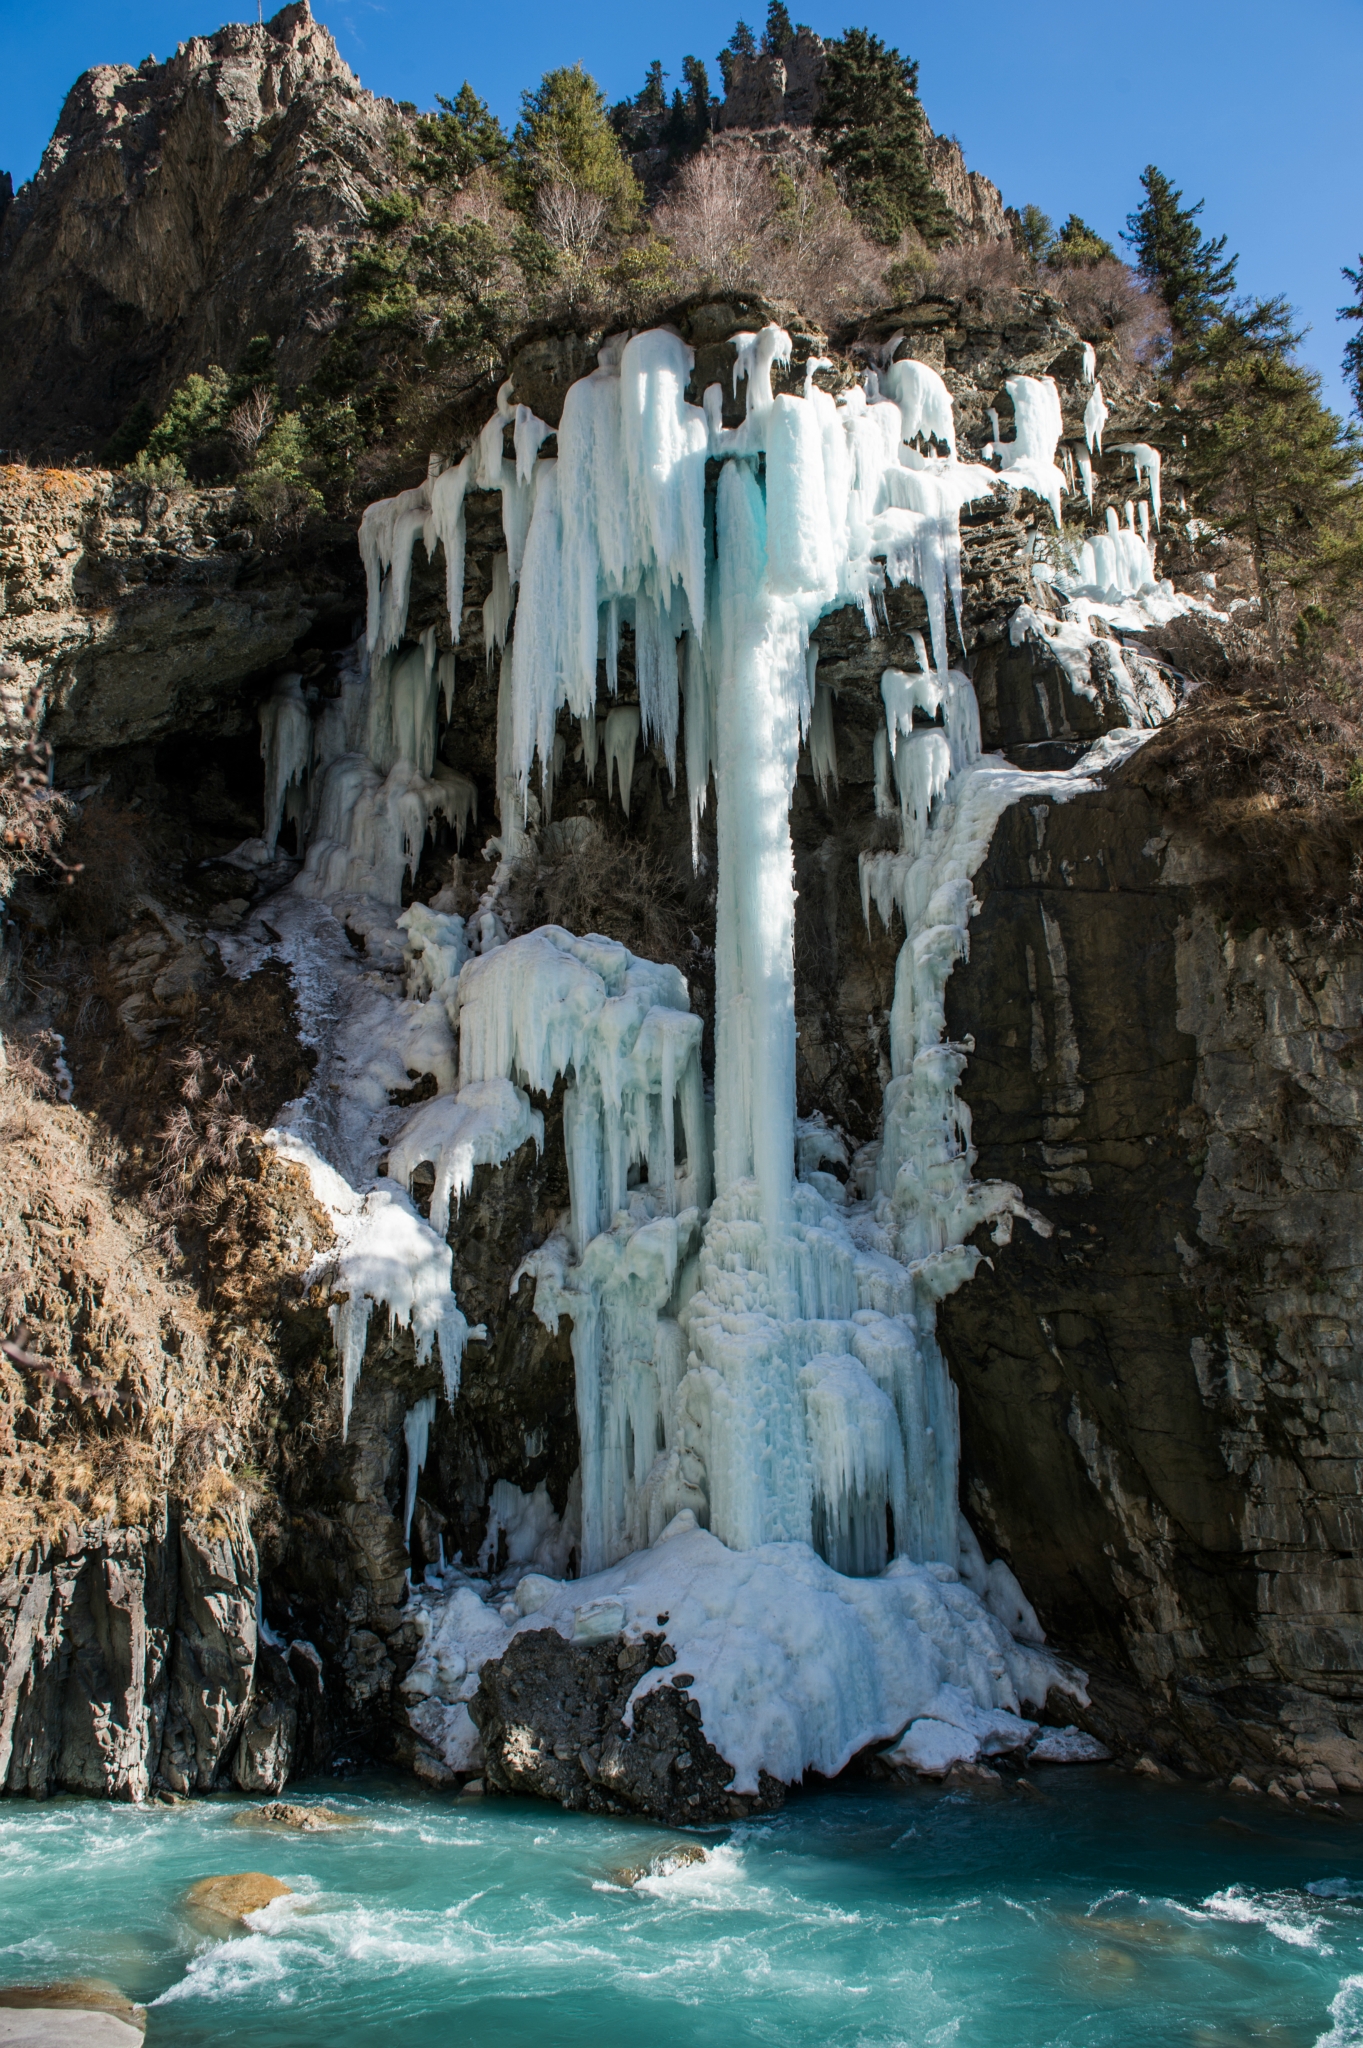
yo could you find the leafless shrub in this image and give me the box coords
[450,164,520,231]
[910,239,1030,318]
[751,167,888,327]
[1047,258,1169,365]
[536,181,610,268]
[654,148,767,292]
[0,1028,70,1102]
[655,147,886,323]
[226,386,275,463]
[510,827,695,976]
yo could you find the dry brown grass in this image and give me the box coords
[1123,660,1363,939]
[0,1062,215,1559]
[508,826,697,978]
[148,1046,257,1221]
[0,693,78,899]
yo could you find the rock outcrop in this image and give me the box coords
[0,461,350,761]
[2,1504,255,1797]
[0,3,396,459]
[923,134,1009,246]
[715,29,831,133]
[472,1625,783,1824]
[938,783,1363,1790]
[712,31,1006,244]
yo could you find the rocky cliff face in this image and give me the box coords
[0,461,352,754]
[0,3,395,460]
[0,272,1228,1799]
[2,20,1349,1812]
[938,784,1363,1793]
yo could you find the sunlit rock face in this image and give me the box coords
[0,2,395,459]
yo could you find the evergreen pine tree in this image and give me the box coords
[718,20,756,95]
[664,87,690,153]
[1049,213,1115,268]
[513,65,641,226]
[1340,259,1363,418]
[812,28,952,247]
[683,56,712,133]
[1183,328,1363,658]
[1122,166,1238,351]
[638,61,667,115]
[1016,205,1054,263]
[762,1,795,53]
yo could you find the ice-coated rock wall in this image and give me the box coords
[129,300,1218,1800]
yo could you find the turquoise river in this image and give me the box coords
[3,1772,1363,2045]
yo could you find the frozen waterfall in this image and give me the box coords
[227,323,1148,1791]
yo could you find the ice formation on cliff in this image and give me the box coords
[228,321,1181,1790]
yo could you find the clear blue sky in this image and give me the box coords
[2,0,1359,413]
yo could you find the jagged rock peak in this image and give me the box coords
[712,28,1006,245]
[715,26,829,131]
[32,2,361,184]
[0,2,395,459]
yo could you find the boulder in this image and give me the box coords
[184,1872,292,1927]
[472,1626,784,1825]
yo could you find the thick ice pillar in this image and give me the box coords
[711,460,804,1239]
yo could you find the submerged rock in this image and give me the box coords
[184,1872,292,1926]
[609,1842,708,1886]
[232,1800,356,1831]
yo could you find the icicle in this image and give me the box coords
[541,729,566,822]
[259,674,311,848]
[1111,441,1162,527]
[472,380,515,488]
[482,552,512,670]
[604,704,641,816]
[1075,443,1094,509]
[1080,342,1097,384]
[619,328,710,652]
[388,1077,543,1237]
[987,376,1066,528]
[403,1394,436,1545]
[438,652,457,719]
[881,352,957,456]
[514,405,551,483]
[682,630,714,867]
[1083,383,1108,455]
[605,597,621,692]
[427,457,469,642]
[731,325,792,420]
[809,665,838,801]
[633,593,682,781]
[581,711,600,785]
